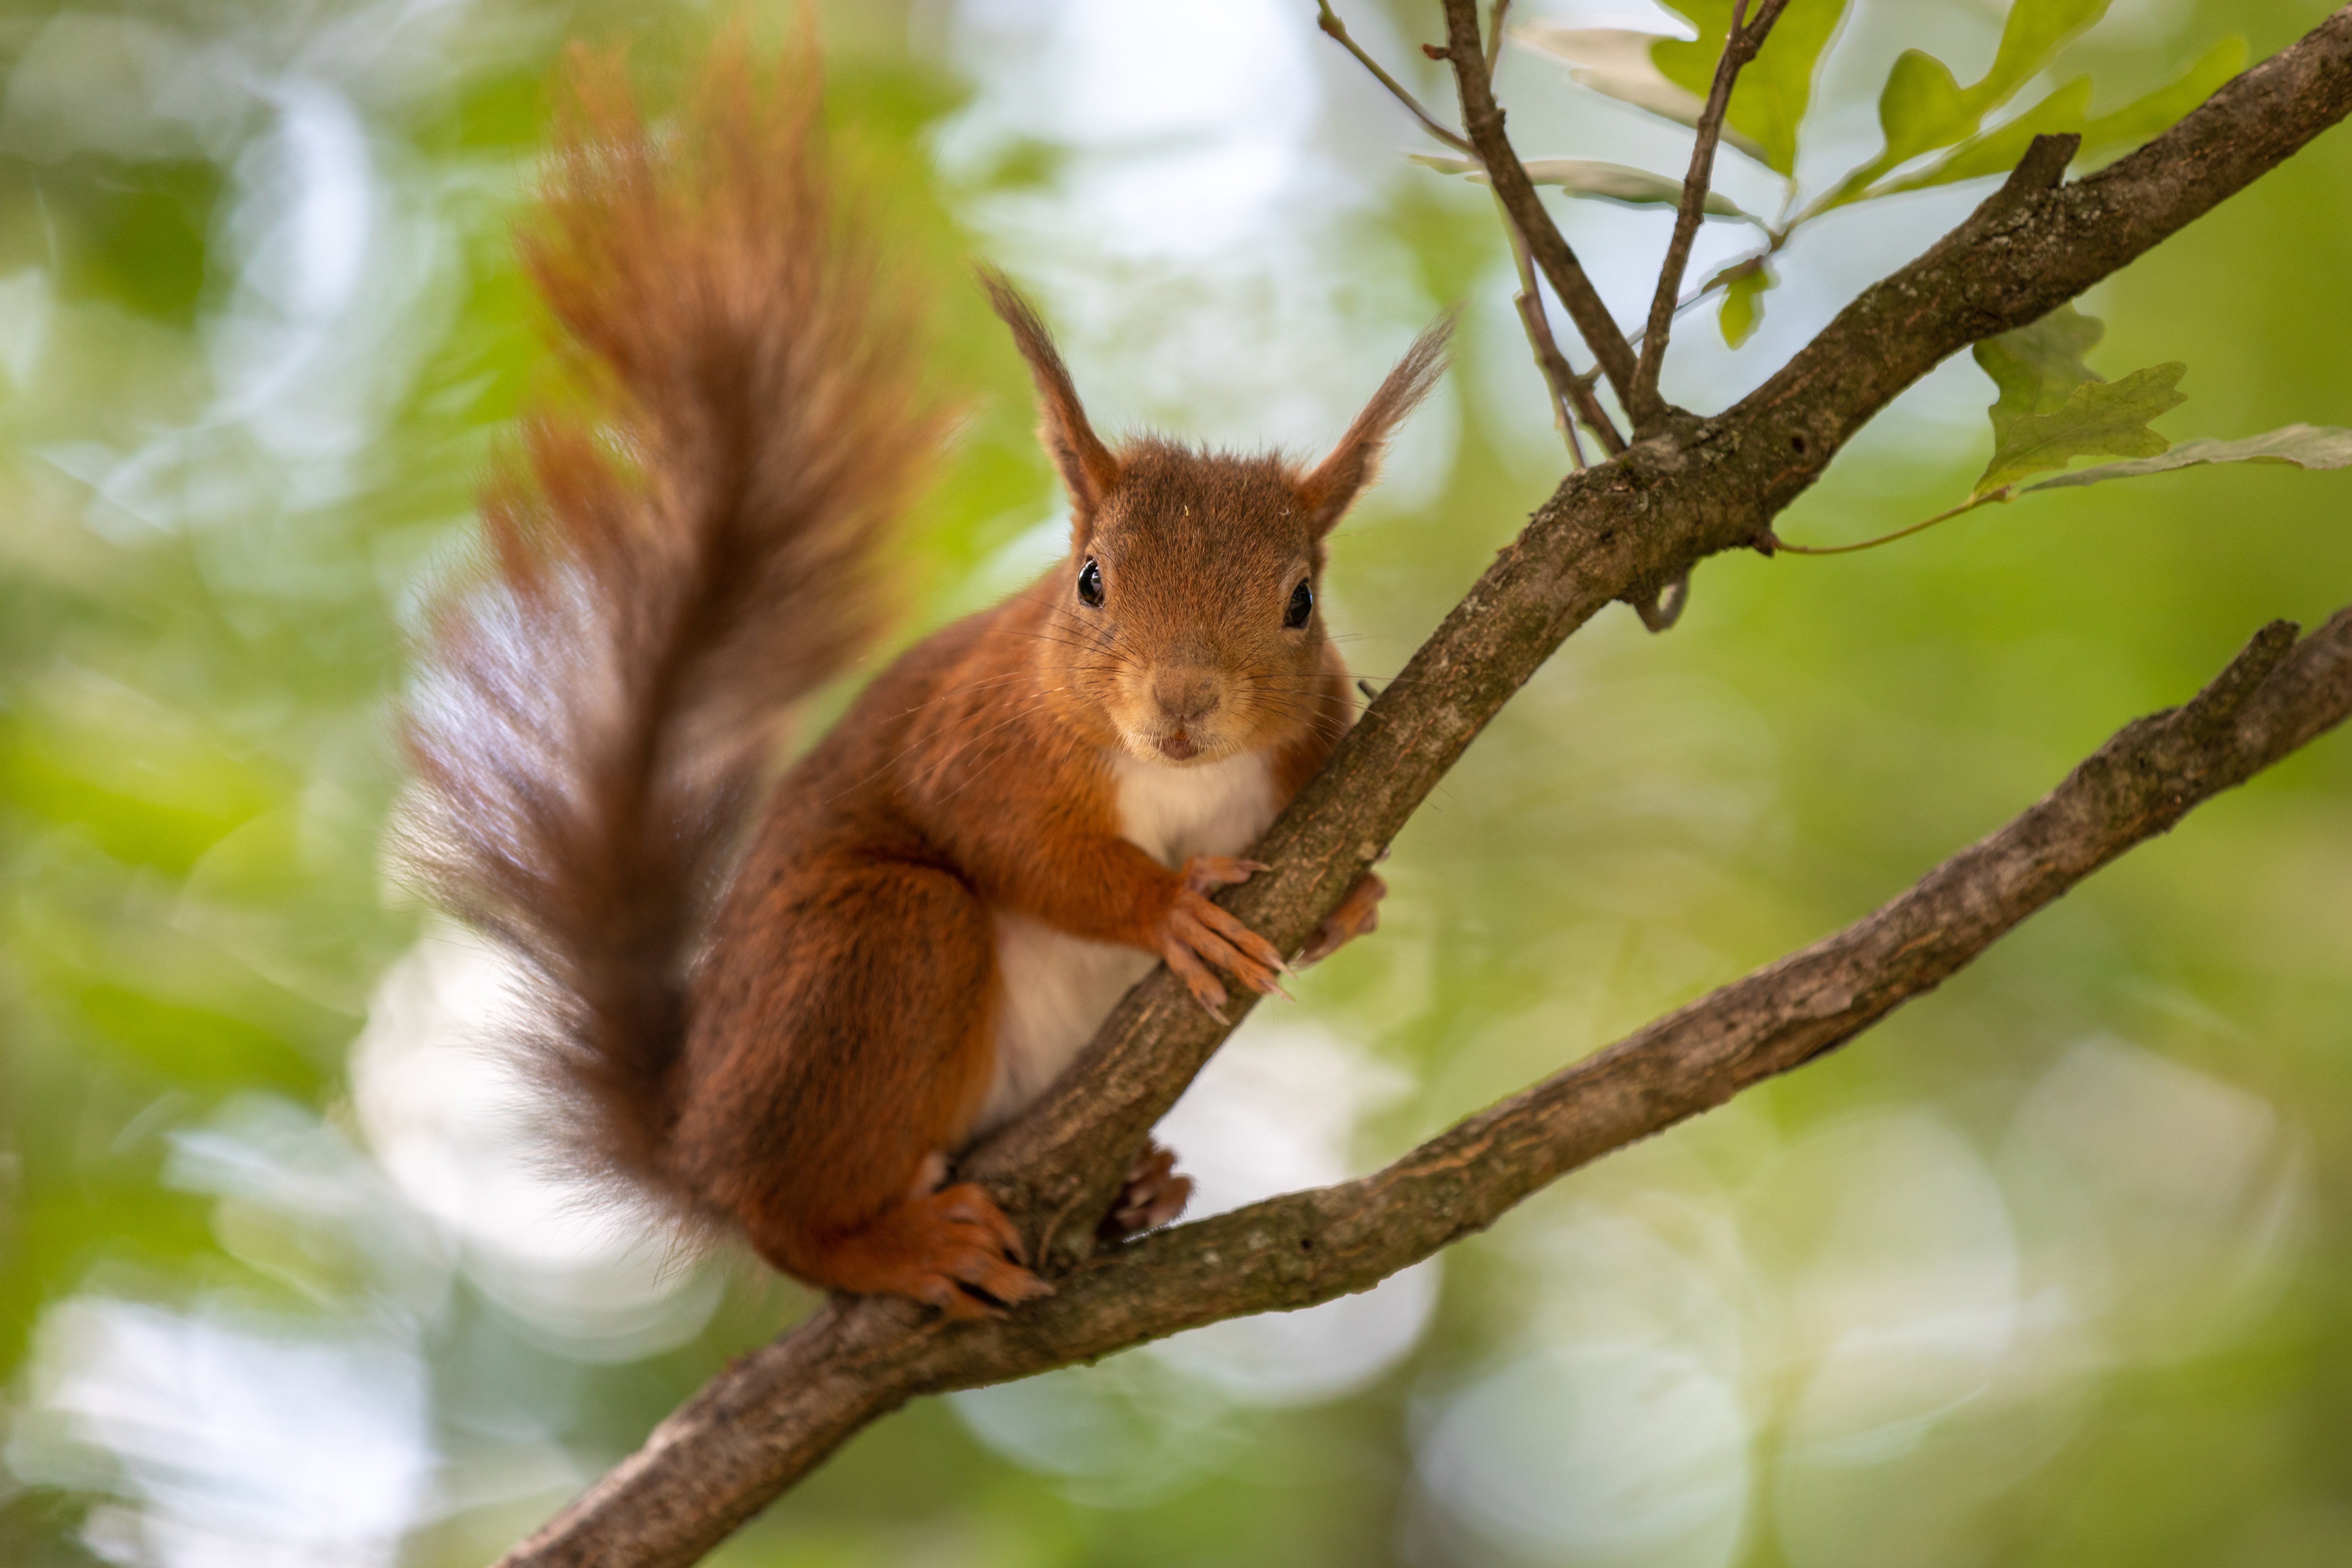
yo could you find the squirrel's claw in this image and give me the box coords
[932,1180,1031,1267]
[1183,855,1271,895]
[1162,937,1233,1021]
[1159,861,1289,1015]
[1298,870,1386,968]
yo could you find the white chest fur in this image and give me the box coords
[974,749,1281,1135]
[1106,748,1280,871]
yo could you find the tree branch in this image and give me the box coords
[1630,0,1790,429]
[1437,0,1641,422]
[967,611,2352,1355]
[501,604,2352,1568]
[494,9,2352,1564]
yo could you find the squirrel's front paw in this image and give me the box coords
[1158,856,1289,1021]
[1102,1137,1193,1238]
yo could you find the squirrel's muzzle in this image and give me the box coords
[1150,667,1222,728]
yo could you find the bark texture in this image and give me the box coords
[497,10,2352,1566]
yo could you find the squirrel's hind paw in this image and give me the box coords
[915,1183,1054,1318]
[1298,870,1385,968]
[804,1179,1052,1320]
[1103,1138,1193,1238]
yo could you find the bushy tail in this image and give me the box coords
[398,36,942,1201]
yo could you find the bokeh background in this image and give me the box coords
[3,1,2350,1564]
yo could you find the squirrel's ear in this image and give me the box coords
[1296,313,1455,535]
[980,267,1121,522]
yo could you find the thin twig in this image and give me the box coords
[1574,270,1745,391]
[1317,0,1621,454]
[1772,492,2001,555]
[1511,279,1627,460]
[1438,0,1639,425]
[1315,1,1472,153]
[1514,293,1590,467]
[1499,196,1619,459]
[1484,0,1510,77]
[1630,0,1791,431]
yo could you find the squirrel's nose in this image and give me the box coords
[1151,668,1222,725]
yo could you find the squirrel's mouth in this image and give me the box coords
[1155,732,1198,762]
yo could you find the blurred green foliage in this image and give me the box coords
[2,3,2350,1567]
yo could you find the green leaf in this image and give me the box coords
[1718,258,1774,348]
[2021,423,2352,491]
[1831,33,2242,209]
[1881,77,2093,195]
[2079,35,2246,157]
[1809,0,2114,217]
[1973,302,2106,449]
[1405,153,1757,222]
[1876,48,1974,163]
[1973,362,2186,497]
[1968,0,2112,119]
[1807,49,1976,215]
[1512,26,1770,164]
[1652,0,1853,177]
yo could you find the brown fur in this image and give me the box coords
[398,38,944,1201]
[405,36,1451,1316]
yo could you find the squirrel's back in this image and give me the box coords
[398,38,944,1206]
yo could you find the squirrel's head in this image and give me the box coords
[982,270,1451,769]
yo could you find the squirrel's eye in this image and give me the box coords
[1077,557,1104,608]
[1284,578,1314,629]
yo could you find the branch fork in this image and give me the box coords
[1630,0,1792,429]
[1324,0,1792,461]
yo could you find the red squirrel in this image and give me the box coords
[401,40,1449,1318]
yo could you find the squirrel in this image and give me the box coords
[399,39,1450,1319]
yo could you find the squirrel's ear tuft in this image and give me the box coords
[1296,312,1455,535]
[980,267,1121,524]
